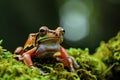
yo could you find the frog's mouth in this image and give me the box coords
[37,37,60,43]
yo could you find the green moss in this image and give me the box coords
[67,48,106,79]
[0,41,102,80]
[1,32,120,80]
[94,32,120,79]
[0,40,45,80]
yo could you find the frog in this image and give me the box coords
[14,26,79,72]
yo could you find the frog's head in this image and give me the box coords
[37,26,65,44]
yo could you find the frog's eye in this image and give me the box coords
[62,29,65,34]
[40,28,46,33]
[60,28,65,35]
[39,26,48,36]
[56,27,65,34]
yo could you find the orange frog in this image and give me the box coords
[14,26,79,72]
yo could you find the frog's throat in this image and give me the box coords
[34,43,60,58]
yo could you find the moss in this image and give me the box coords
[1,32,120,80]
[94,32,120,79]
[67,48,106,79]
[0,40,45,80]
[0,41,104,80]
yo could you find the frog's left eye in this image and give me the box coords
[57,27,65,35]
[60,28,65,35]
[62,29,65,34]
[39,26,48,36]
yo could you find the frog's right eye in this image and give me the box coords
[39,26,48,36]
[40,28,46,33]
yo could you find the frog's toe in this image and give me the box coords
[40,70,46,75]
[38,68,46,75]
[74,63,80,69]
[14,55,23,60]
[68,56,80,71]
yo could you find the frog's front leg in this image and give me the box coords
[55,46,79,72]
[22,47,37,68]
[14,47,24,60]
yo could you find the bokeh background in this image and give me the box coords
[0,0,120,53]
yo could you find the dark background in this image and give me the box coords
[0,0,120,53]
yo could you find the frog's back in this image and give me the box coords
[24,33,38,50]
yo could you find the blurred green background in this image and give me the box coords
[0,0,120,53]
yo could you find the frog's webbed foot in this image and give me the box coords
[56,56,80,72]
[58,46,80,72]
[67,57,75,72]
[68,56,80,69]
[62,56,79,72]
